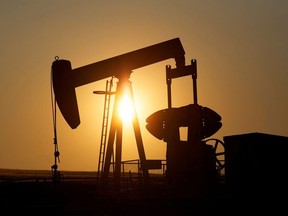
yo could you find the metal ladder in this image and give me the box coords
[97,78,114,178]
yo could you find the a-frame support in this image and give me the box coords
[101,74,150,194]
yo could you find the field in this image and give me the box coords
[0,168,283,215]
[0,169,228,215]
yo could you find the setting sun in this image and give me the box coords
[118,93,135,123]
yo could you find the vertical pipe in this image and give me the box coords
[165,65,173,185]
[192,59,198,105]
[166,65,172,108]
[113,80,124,193]
[114,114,122,192]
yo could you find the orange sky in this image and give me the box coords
[0,0,287,171]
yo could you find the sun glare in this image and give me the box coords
[118,94,135,123]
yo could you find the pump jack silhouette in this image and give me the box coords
[51,38,223,198]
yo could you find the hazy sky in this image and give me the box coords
[1,0,287,171]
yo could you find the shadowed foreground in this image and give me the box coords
[0,181,217,215]
[0,170,219,215]
[0,169,285,215]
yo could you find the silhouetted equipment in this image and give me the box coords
[51,38,186,194]
[50,57,62,182]
[94,78,115,179]
[224,132,288,200]
[51,38,224,199]
[204,138,225,171]
[146,59,223,198]
[52,59,80,129]
[146,104,222,141]
[49,38,288,204]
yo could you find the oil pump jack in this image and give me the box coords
[51,37,223,198]
[52,38,185,190]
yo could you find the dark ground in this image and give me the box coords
[0,169,285,215]
[0,181,220,215]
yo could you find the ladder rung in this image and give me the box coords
[97,79,113,175]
